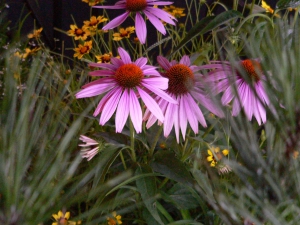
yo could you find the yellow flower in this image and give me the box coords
[67,25,90,40]
[113,27,135,41]
[52,210,79,225]
[27,27,43,39]
[82,0,104,6]
[107,211,122,225]
[207,147,229,167]
[261,0,274,14]
[163,5,186,18]
[74,41,93,59]
[83,16,108,35]
[95,52,113,63]
[22,47,41,59]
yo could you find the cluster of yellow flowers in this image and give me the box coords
[51,210,122,225]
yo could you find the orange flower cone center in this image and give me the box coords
[241,59,262,82]
[115,63,144,88]
[126,0,147,12]
[166,64,195,95]
[75,29,84,35]
[80,46,90,54]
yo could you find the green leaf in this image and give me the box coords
[276,0,300,9]
[151,151,194,186]
[171,10,242,56]
[136,164,164,225]
[92,145,123,187]
[167,183,199,210]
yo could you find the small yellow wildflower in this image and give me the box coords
[261,0,274,14]
[163,5,186,18]
[27,27,43,39]
[52,210,78,225]
[107,211,122,225]
[74,41,93,59]
[207,147,229,167]
[67,25,90,40]
[113,27,135,41]
[23,47,41,58]
[95,52,113,63]
[83,16,108,35]
[293,151,299,159]
[82,0,104,6]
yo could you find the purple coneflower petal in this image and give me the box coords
[143,82,177,103]
[110,57,125,67]
[142,77,168,90]
[102,11,130,30]
[76,83,114,98]
[89,70,115,76]
[129,89,143,133]
[135,13,147,44]
[118,47,132,64]
[137,87,164,123]
[135,57,148,68]
[179,96,188,138]
[145,7,176,25]
[143,10,166,35]
[157,56,172,71]
[99,88,122,125]
[115,90,130,133]
[179,55,191,66]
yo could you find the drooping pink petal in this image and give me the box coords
[129,89,142,133]
[143,10,166,35]
[142,66,161,76]
[93,88,118,116]
[110,57,125,67]
[179,96,188,139]
[163,102,175,138]
[143,82,177,103]
[89,62,118,70]
[118,47,132,64]
[76,83,114,98]
[135,13,147,44]
[115,90,130,133]
[157,56,172,71]
[184,94,199,133]
[102,11,130,30]
[99,88,123,125]
[89,70,115,76]
[82,78,115,88]
[145,7,176,25]
[142,77,169,90]
[137,87,164,123]
[93,5,126,9]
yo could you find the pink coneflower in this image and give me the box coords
[199,59,270,125]
[94,0,176,44]
[144,55,224,142]
[76,47,176,133]
[79,135,100,161]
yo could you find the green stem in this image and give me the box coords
[158,177,169,189]
[119,150,127,169]
[129,119,136,162]
[149,126,163,157]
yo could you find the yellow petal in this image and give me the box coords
[207,150,212,156]
[65,211,70,219]
[52,214,59,220]
[222,149,229,156]
[57,211,63,218]
[207,156,213,161]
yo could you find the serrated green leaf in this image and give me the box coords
[136,164,164,225]
[151,151,194,186]
[171,10,242,56]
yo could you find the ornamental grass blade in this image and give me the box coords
[171,10,242,57]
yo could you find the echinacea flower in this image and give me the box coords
[143,55,224,142]
[207,147,229,167]
[107,211,122,225]
[94,0,176,44]
[52,210,78,225]
[200,59,270,125]
[75,47,176,133]
[79,135,102,161]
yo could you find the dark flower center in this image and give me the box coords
[165,64,195,95]
[115,63,144,88]
[75,28,84,35]
[241,59,262,82]
[126,0,147,12]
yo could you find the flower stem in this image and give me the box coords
[149,126,163,157]
[129,119,136,162]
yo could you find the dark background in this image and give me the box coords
[5,0,277,57]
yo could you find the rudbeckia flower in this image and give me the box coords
[94,0,176,44]
[107,211,122,225]
[76,47,176,133]
[143,55,224,142]
[207,147,229,167]
[200,59,270,125]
